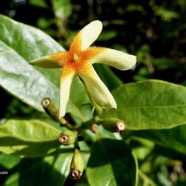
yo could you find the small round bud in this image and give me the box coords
[91,123,99,133]
[116,120,126,133]
[70,168,82,180]
[100,118,126,132]
[58,130,77,145]
[41,98,51,108]
[58,133,69,145]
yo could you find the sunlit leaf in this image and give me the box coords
[0,119,66,157]
[100,80,186,129]
[4,153,73,186]
[87,126,138,186]
[0,14,88,120]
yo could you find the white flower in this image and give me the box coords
[30,20,136,118]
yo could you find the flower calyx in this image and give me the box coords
[70,149,84,180]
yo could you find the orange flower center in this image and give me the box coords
[73,53,79,61]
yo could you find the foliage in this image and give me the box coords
[0,0,186,185]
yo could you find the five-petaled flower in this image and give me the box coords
[30,20,136,119]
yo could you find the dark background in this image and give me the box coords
[0,0,186,119]
[0,1,186,185]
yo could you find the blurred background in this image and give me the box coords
[0,1,186,185]
[0,0,185,122]
[1,0,186,82]
[0,1,186,119]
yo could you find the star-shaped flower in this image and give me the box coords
[30,20,136,118]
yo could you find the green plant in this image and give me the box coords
[0,14,186,186]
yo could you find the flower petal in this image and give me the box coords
[70,20,102,52]
[30,56,62,68]
[30,51,69,68]
[79,65,116,109]
[90,48,137,70]
[59,66,76,118]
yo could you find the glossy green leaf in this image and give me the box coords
[4,153,73,186]
[0,14,88,120]
[133,124,186,157]
[0,40,60,111]
[87,126,138,186]
[0,14,64,86]
[0,14,61,111]
[0,119,64,157]
[100,80,186,129]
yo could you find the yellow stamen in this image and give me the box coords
[73,53,79,61]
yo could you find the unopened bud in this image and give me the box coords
[41,98,67,124]
[70,168,82,180]
[91,123,99,133]
[58,130,77,145]
[70,149,84,180]
[116,120,126,133]
[101,119,126,133]
[41,98,58,118]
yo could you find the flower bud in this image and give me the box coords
[101,119,126,133]
[41,98,67,124]
[41,98,58,117]
[41,97,61,122]
[58,130,77,145]
[115,120,126,133]
[70,149,84,180]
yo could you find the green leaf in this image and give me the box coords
[0,14,61,111]
[155,7,179,21]
[0,14,88,120]
[0,40,60,111]
[4,153,73,186]
[29,0,48,8]
[0,153,20,169]
[52,0,72,19]
[0,14,64,86]
[133,124,186,157]
[100,80,186,129]
[0,119,65,157]
[98,30,117,41]
[94,64,123,91]
[87,126,138,186]
[152,58,183,69]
